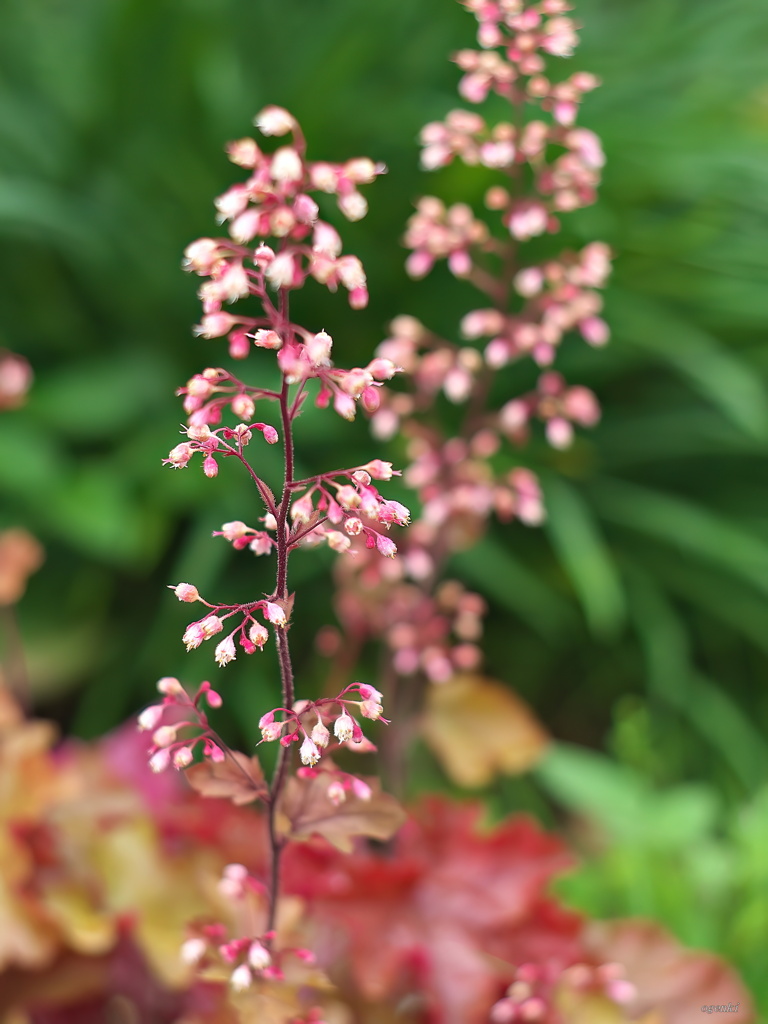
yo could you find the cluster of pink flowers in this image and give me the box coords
[489,960,636,1022]
[258,682,386,770]
[325,0,609,694]
[180,863,315,995]
[138,676,227,772]
[183,105,385,362]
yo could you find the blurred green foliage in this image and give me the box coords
[1,0,768,1008]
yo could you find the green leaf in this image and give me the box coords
[543,475,626,639]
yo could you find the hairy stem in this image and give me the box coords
[266,301,297,937]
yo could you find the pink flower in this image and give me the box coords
[264,602,287,627]
[249,622,270,648]
[215,635,237,667]
[170,582,200,603]
[378,500,411,526]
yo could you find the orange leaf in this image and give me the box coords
[422,674,549,788]
[276,774,406,853]
[185,751,266,805]
[0,530,44,607]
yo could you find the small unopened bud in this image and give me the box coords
[180,937,207,965]
[173,745,194,768]
[137,705,163,732]
[152,725,179,748]
[230,964,253,992]
[248,941,272,971]
[156,676,184,696]
[203,454,218,478]
[170,582,200,602]
[357,684,383,702]
[149,748,171,774]
[255,105,295,136]
[327,780,346,806]
[350,777,372,801]
[311,718,330,748]
[231,394,255,420]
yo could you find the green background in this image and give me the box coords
[1,0,767,1009]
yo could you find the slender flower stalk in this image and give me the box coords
[142,107,407,974]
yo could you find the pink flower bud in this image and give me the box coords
[215,635,237,667]
[183,238,222,274]
[360,385,381,413]
[137,705,163,732]
[226,137,260,167]
[265,251,298,290]
[262,721,285,742]
[249,622,270,648]
[327,780,346,806]
[376,534,397,558]
[164,443,193,468]
[546,417,574,449]
[293,193,319,224]
[334,710,355,743]
[152,724,179,748]
[338,190,367,221]
[200,614,224,639]
[255,105,296,136]
[579,315,610,346]
[333,392,357,421]
[193,312,237,338]
[249,532,272,556]
[231,394,255,420]
[204,740,225,762]
[182,623,206,651]
[173,746,194,769]
[252,329,283,349]
[264,602,287,627]
[349,286,369,310]
[149,748,171,774]
[357,684,383,702]
[360,699,384,720]
[248,941,272,971]
[253,243,275,268]
[230,965,253,992]
[350,777,372,801]
[261,424,279,444]
[157,676,184,696]
[203,455,219,478]
[205,687,223,708]
[300,735,321,766]
[170,582,200,603]
[220,520,249,540]
[306,330,333,367]
[180,937,208,965]
[378,500,411,526]
[270,146,303,182]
